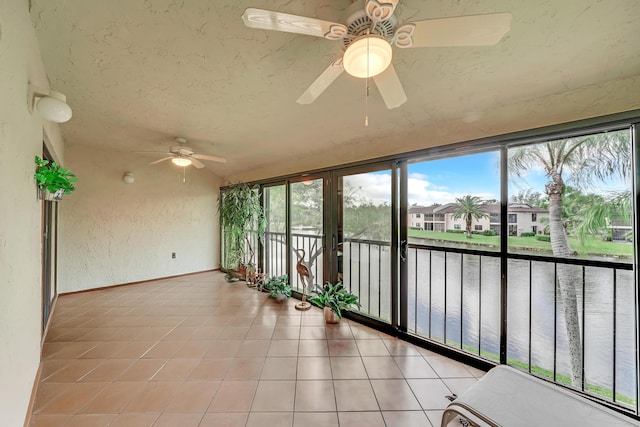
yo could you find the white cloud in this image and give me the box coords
[343,172,496,206]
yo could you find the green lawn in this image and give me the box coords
[408,230,633,258]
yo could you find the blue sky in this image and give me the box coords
[349,150,630,206]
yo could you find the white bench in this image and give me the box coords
[441,365,640,427]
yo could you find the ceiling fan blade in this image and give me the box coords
[297,57,344,104]
[191,158,206,169]
[394,12,512,48]
[372,64,407,109]
[149,156,173,165]
[242,8,347,40]
[365,0,399,23]
[192,154,227,163]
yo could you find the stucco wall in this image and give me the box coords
[0,1,66,425]
[58,145,221,293]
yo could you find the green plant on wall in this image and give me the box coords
[34,156,77,200]
[218,182,266,270]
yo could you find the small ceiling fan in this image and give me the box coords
[242,0,511,109]
[149,137,227,168]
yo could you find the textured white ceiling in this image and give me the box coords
[31,0,640,182]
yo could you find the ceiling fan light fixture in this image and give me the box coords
[171,157,192,167]
[343,34,392,78]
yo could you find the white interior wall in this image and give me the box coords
[0,1,66,425]
[58,145,222,293]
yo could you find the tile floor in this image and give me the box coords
[30,271,484,426]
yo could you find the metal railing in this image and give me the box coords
[407,241,638,412]
[263,231,323,291]
[342,238,392,322]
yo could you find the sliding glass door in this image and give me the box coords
[332,165,394,323]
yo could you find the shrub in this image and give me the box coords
[520,232,536,237]
[482,230,496,236]
[446,229,465,234]
[536,235,551,242]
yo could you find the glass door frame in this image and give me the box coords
[327,161,400,328]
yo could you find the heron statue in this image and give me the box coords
[295,248,312,311]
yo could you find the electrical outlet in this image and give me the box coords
[172,252,176,259]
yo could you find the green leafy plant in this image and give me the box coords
[264,275,291,299]
[309,281,361,319]
[218,182,266,270]
[34,156,77,195]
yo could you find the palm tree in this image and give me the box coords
[452,195,489,238]
[508,131,631,387]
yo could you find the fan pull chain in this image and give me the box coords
[364,29,370,127]
[183,167,186,183]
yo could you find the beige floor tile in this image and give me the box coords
[407,378,455,410]
[205,339,242,357]
[293,412,339,427]
[199,412,248,427]
[261,357,298,380]
[225,357,265,379]
[78,381,145,413]
[208,380,258,412]
[383,338,423,356]
[95,413,159,427]
[382,410,431,427]
[325,325,354,340]
[172,340,211,358]
[245,412,294,427]
[327,339,359,356]
[299,326,326,340]
[141,339,184,358]
[298,340,329,357]
[338,411,386,427]
[425,355,475,378]
[294,380,336,411]
[394,356,439,378]
[251,380,296,411]
[165,380,220,412]
[151,358,200,380]
[42,359,102,382]
[246,325,275,340]
[370,379,423,410]
[236,339,271,357]
[189,358,233,380]
[350,325,383,339]
[116,359,165,381]
[66,414,118,426]
[122,381,180,412]
[362,356,404,379]
[330,356,368,379]
[273,326,301,340]
[268,340,299,357]
[30,271,485,427]
[333,380,379,411]
[297,357,332,380]
[356,339,391,356]
[37,382,108,414]
[80,359,136,382]
[153,412,204,427]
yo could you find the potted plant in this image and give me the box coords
[309,281,361,324]
[34,156,77,201]
[264,275,291,302]
[218,182,266,279]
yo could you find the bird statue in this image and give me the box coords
[295,248,312,311]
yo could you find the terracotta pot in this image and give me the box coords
[324,307,340,324]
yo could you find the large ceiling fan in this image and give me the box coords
[149,138,227,168]
[242,0,511,109]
